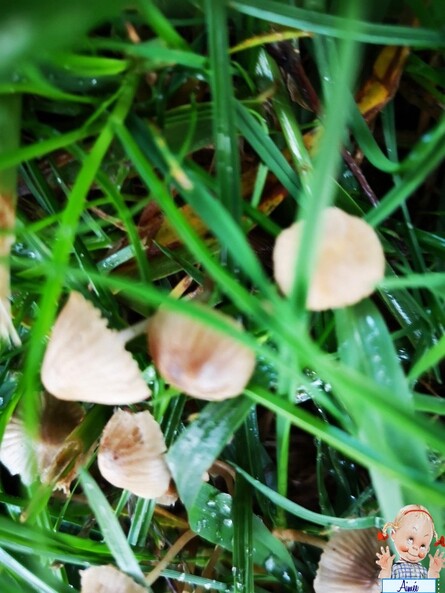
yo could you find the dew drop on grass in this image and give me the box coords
[264,554,293,585]
[195,519,209,533]
[215,497,231,517]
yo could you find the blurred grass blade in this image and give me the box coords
[0,0,129,77]
[205,0,242,227]
[254,50,312,194]
[138,0,189,49]
[408,332,445,382]
[334,300,434,521]
[0,515,114,565]
[127,498,155,548]
[0,126,101,171]
[288,6,360,314]
[235,102,301,200]
[413,394,445,415]
[246,386,445,504]
[0,548,76,593]
[232,464,382,529]
[79,470,147,585]
[380,272,445,291]
[229,0,445,46]
[367,144,445,225]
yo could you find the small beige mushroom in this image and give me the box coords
[0,416,35,485]
[148,307,256,401]
[273,207,385,310]
[80,565,147,593]
[41,291,151,405]
[0,394,84,492]
[98,409,171,499]
[155,483,178,507]
[313,527,381,592]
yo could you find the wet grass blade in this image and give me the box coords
[334,300,437,522]
[232,464,382,529]
[167,397,253,508]
[205,0,242,227]
[79,470,147,585]
[229,0,445,46]
[408,332,445,382]
[0,548,75,593]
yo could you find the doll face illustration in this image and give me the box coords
[392,513,432,563]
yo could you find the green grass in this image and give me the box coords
[0,1,445,592]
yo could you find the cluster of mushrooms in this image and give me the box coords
[0,207,385,592]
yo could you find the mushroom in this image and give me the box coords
[80,565,147,593]
[0,393,84,492]
[313,527,381,592]
[273,207,385,310]
[41,291,151,405]
[98,409,171,499]
[147,307,256,401]
[0,416,35,485]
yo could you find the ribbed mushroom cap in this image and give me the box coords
[98,409,171,499]
[313,528,381,593]
[148,307,256,401]
[0,394,84,491]
[41,291,151,405]
[0,416,35,485]
[273,207,385,310]
[80,565,146,593]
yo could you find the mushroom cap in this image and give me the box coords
[80,565,147,593]
[98,409,171,499]
[148,307,256,401]
[0,416,35,485]
[313,527,381,593]
[273,207,385,310]
[41,292,151,405]
[156,482,178,506]
[0,395,84,490]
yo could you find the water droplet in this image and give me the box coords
[264,554,295,585]
[195,519,208,533]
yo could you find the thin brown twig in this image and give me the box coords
[273,527,327,550]
[195,546,223,593]
[146,529,197,586]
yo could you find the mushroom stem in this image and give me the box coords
[273,528,327,549]
[117,318,149,344]
[145,529,196,586]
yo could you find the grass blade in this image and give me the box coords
[79,470,146,585]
